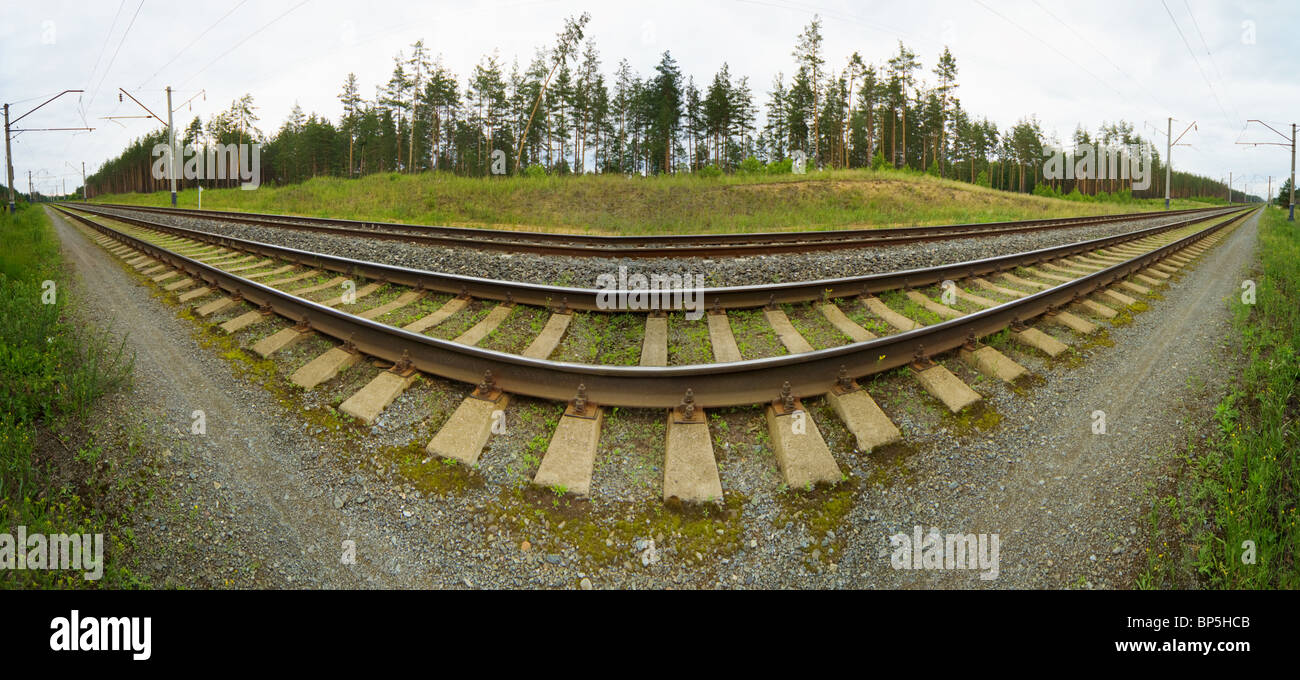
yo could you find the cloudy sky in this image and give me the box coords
[2,0,1294,199]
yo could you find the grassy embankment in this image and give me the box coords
[89,167,1223,235]
[0,204,142,588]
[1140,205,1299,589]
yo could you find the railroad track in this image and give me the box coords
[67,201,1231,258]
[53,203,1254,503]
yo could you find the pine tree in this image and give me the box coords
[793,16,825,166]
[513,12,590,173]
[406,40,431,172]
[887,42,919,169]
[933,47,958,176]
[338,73,362,177]
[651,51,682,174]
[762,73,787,162]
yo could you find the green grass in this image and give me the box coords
[90,167,1224,236]
[1139,206,1299,589]
[480,305,550,354]
[425,300,493,341]
[0,204,142,588]
[552,312,644,366]
[727,309,787,359]
[878,290,943,326]
[841,301,892,336]
[373,293,452,328]
[781,303,851,350]
[666,312,713,365]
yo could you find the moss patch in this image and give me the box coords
[482,484,746,573]
[776,483,858,566]
[943,401,1003,437]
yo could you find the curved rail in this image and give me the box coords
[60,203,1243,312]
[54,205,1254,409]
[68,201,1231,258]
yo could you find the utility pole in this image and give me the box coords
[166,86,177,207]
[3,90,92,212]
[1165,117,1171,209]
[117,86,202,203]
[28,170,32,201]
[82,161,87,200]
[3,104,13,212]
[1159,118,1196,210]
[1229,171,1233,204]
[1238,120,1296,221]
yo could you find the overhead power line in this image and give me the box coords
[84,0,146,116]
[1181,0,1243,124]
[1030,0,1169,115]
[178,0,311,88]
[1159,0,1235,129]
[972,0,1129,102]
[82,0,127,111]
[138,0,250,89]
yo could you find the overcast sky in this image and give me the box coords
[2,0,1294,199]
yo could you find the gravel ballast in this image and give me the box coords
[89,205,1214,289]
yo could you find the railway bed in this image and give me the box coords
[54,204,1255,504]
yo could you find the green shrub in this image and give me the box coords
[765,158,793,175]
[1139,206,1300,589]
[0,205,138,588]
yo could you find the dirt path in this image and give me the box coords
[51,208,430,588]
[844,211,1260,589]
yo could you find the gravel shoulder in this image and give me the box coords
[52,208,428,588]
[52,206,1259,589]
[836,210,1259,588]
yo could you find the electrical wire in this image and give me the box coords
[138,0,249,89]
[1030,0,1169,114]
[80,0,126,116]
[85,0,146,116]
[1182,0,1242,123]
[177,0,311,88]
[1159,0,1234,129]
[972,0,1128,101]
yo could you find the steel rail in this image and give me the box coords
[66,201,1231,258]
[61,202,1245,312]
[54,205,1255,409]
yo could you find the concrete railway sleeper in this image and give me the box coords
[57,205,1255,505]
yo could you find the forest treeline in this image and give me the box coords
[87,13,1246,202]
